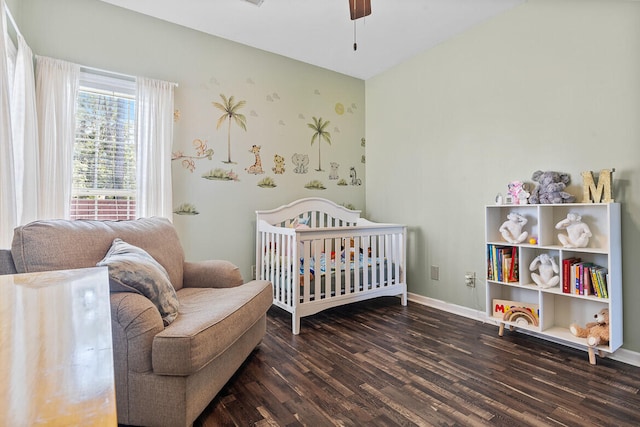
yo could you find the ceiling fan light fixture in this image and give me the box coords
[244,0,264,6]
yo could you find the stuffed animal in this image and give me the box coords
[569,308,610,347]
[507,181,530,205]
[528,170,576,204]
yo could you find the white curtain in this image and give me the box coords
[11,34,39,225]
[0,0,17,247]
[136,77,175,219]
[35,56,79,220]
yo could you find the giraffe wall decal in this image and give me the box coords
[246,145,265,175]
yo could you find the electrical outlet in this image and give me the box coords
[465,272,476,287]
[430,265,439,281]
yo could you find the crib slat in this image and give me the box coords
[264,232,274,298]
[373,236,379,288]
[352,236,360,293]
[272,232,280,304]
[306,240,311,303]
[327,238,337,296]
[313,239,322,301]
[279,233,287,306]
[378,234,383,288]
[288,233,295,306]
[341,237,349,295]
[363,235,370,291]
[391,233,397,285]
[352,236,359,293]
[385,235,389,285]
[378,234,384,286]
[396,233,402,284]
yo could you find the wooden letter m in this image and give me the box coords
[582,169,614,203]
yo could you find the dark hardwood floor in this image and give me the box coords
[195,298,640,426]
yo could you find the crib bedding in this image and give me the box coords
[266,254,399,301]
[303,266,398,300]
[299,251,385,276]
[256,197,407,334]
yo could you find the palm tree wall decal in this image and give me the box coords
[213,94,247,164]
[307,116,331,171]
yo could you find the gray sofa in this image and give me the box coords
[0,217,273,427]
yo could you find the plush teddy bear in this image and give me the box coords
[528,170,576,204]
[569,308,610,347]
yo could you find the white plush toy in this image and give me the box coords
[529,253,559,288]
[499,212,528,244]
[556,212,592,248]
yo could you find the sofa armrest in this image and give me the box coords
[110,292,164,374]
[183,260,244,288]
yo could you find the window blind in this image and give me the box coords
[71,73,136,221]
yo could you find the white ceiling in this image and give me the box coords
[99,0,524,80]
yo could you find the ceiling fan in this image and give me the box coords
[349,0,371,51]
[243,0,371,51]
[349,0,371,20]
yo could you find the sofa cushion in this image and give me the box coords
[11,217,186,290]
[0,250,17,275]
[98,238,180,326]
[151,280,273,376]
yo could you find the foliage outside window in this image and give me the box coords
[71,76,136,220]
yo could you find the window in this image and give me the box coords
[71,72,136,220]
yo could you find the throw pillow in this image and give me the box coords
[97,238,179,326]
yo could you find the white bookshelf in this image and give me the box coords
[485,203,621,364]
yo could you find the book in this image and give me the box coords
[487,245,520,283]
[562,257,580,294]
[596,268,608,298]
[492,245,498,281]
[502,253,511,283]
[572,261,580,294]
[591,268,602,298]
[582,264,593,296]
[508,246,519,282]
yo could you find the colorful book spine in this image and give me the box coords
[596,268,608,298]
[591,268,602,298]
[562,257,580,294]
[583,265,592,296]
[508,247,519,282]
[487,245,520,283]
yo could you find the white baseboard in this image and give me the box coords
[408,292,640,368]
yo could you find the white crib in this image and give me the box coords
[256,197,407,334]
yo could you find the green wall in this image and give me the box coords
[15,0,366,278]
[366,0,640,353]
